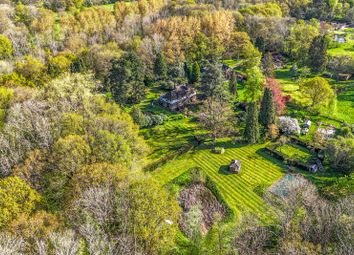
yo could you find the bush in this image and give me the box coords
[213,147,225,154]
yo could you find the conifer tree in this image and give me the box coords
[308,35,328,72]
[154,52,167,80]
[190,62,201,84]
[262,52,275,77]
[244,102,260,144]
[260,88,276,127]
[229,71,238,97]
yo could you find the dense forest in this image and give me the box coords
[0,0,353,254]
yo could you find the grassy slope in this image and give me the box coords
[275,67,354,124]
[135,87,203,164]
[328,28,354,58]
[152,140,285,222]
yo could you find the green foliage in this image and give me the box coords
[48,55,73,77]
[286,20,319,65]
[154,52,167,80]
[260,88,276,127]
[262,52,275,77]
[229,71,238,98]
[202,63,228,100]
[190,62,201,84]
[0,87,13,126]
[244,66,265,102]
[244,102,260,144]
[308,35,328,72]
[0,35,13,59]
[240,2,283,17]
[325,136,354,174]
[107,51,145,105]
[15,56,48,87]
[0,176,41,228]
[91,130,132,167]
[300,77,334,110]
[51,135,91,176]
[122,178,181,254]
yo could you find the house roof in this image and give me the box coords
[230,159,241,168]
[159,85,196,104]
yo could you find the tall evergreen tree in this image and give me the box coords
[107,52,145,105]
[308,35,328,72]
[260,88,276,127]
[154,52,167,80]
[202,63,228,100]
[229,71,238,97]
[190,62,201,84]
[184,62,192,83]
[262,52,275,77]
[244,102,260,144]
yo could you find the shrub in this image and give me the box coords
[213,147,225,154]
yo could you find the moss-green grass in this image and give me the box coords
[152,140,286,223]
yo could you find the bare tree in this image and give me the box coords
[0,233,24,255]
[198,98,234,145]
[49,230,79,255]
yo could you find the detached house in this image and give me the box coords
[159,85,197,111]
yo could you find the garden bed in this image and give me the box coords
[266,142,316,171]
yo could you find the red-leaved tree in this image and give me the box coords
[266,78,288,115]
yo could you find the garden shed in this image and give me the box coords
[229,160,241,174]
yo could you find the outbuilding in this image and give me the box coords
[229,160,241,174]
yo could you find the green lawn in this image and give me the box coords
[151,140,286,223]
[134,87,206,165]
[328,28,354,58]
[275,67,354,124]
[275,144,313,163]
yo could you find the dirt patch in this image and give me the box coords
[178,183,226,235]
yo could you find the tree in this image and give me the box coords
[244,102,260,144]
[107,52,145,105]
[91,130,132,167]
[244,66,265,102]
[190,62,201,84]
[308,35,328,72]
[325,137,354,174]
[15,56,48,87]
[118,178,181,254]
[198,98,234,145]
[0,176,41,228]
[130,106,146,126]
[260,88,276,127]
[300,77,334,109]
[154,52,167,80]
[50,135,91,177]
[229,71,238,98]
[0,35,13,60]
[262,52,275,77]
[286,20,319,65]
[265,78,286,115]
[202,63,228,100]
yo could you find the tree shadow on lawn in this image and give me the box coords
[192,140,248,153]
[256,148,288,172]
[218,165,233,175]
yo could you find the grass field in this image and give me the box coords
[152,140,286,223]
[275,67,354,124]
[275,143,313,163]
[328,28,354,58]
